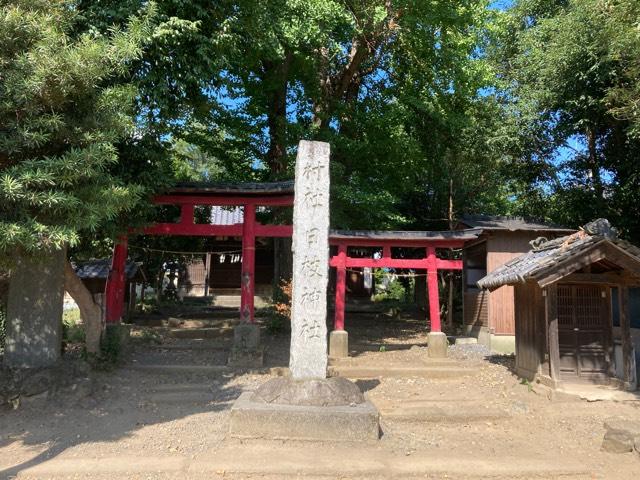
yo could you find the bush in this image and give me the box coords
[94,325,129,369]
[266,280,292,334]
[372,273,412,303]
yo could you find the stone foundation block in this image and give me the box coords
[229,391,379,441]
[329,330,348,359]
[228,323,263,367]
[602,417,640,453]
[427,332,448,358]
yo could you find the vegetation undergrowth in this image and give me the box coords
[266,280,292,334]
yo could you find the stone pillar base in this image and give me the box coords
[427,332,448,358]
[229,377,379,441]
[329,330,348,359]
[228,323,263,367]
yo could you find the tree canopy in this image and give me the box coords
[2,0,640,255]
[0,0,158,258]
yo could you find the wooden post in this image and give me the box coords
[240,204,256,323]
[105,236,128,324]
[180,204,194,225]
[204,252,211,297]
[620,285,633,387]
[546,284,561,384]
[334,243,347,331]
[427,246,441,332]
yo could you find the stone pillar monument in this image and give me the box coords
[289,140,330,379]
[229,140,379,441]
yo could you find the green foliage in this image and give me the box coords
[96,325,128,367]
[77,0,510,232]
[0,0,156,260]
[265,280,291,335]
[62,308,85,344]
[372,270,413,304]
[490,0,640,241]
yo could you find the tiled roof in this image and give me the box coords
[329,229,482,242]
[168,180,294,196]
[74,260,140,280]
[477,219,640,290]
[459,215,574,233]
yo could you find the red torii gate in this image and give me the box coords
[104,181,480,338]
[328,230,480,333]
[105,182,295,324]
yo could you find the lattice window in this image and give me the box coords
[575,285,601,328]
[558,285,574,327]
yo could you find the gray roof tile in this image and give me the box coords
[477,219,640,290]
[460,215,574,232]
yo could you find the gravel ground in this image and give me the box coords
[1,308,639,479]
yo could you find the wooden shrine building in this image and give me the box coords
[478,219,639,390]
[458,215,574,353]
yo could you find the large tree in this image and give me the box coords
[491,0,640,240]
[0,0,155,353]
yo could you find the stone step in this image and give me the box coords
[328,365,473,380]
[144,343,230,351]
[169,327,234,339]
[453,336,478,345]
[14,450,592,479]
[377,400,512,423]
[125,364,290,377]
[329,357,456,367]
[348,343,429,353]
[171,319,237,329]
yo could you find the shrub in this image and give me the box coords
[267,279,292,334]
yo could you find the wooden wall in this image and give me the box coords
[514,282,545,380]
[464,290,488,327]
[487,232,549,335]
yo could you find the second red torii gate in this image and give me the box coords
[328,230,480,335]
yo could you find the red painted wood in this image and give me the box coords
[255,224,293,237]
[180,204,194,225]
[329,239,466,248]
[153,195,294,207]
[436,259,462,269]
[143,223,292,238]
[334,243,347,331]
[240,204,256,323]
[105,236,128,324]
[144,224,243,237]
[328,257,462,270]
[427,246,441,332]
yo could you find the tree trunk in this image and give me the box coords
[5,249,65,367]
[446,177,454,331]
[264,51,293,174]
[64,260,102,354]
[586,126,604,201]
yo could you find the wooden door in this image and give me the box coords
[557,284,610,382]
